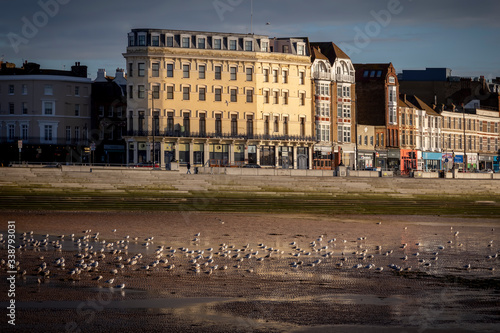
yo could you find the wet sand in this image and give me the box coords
[1,211,499,332]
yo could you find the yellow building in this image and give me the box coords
[124,29,314,169]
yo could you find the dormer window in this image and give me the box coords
[138,33,146,46]
[229,39,237,50]
[166,34,174,47]
[261,40,269,52]
[128,33,135,46]
[213,38,222,49]
[197,36,206,49]
[182,36,190,48]
[151,34,160,46]
[297,43,305,55]
[244,39,253,51]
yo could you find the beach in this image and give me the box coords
[1,211,499,332]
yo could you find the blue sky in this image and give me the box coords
[1,0,498,80]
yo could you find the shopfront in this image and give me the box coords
[466,154,478,171]
[234,144,245,166]
[358,151,374,170]
[454,153,464,170]
[260,146,276,166]
[479,155,494,171]
[279,146,294,169]
[400,149,417,174]
[422,152,442,171]
[442,153,453,171]
[247,145,257,164]
[193,143,204,166]
[209,144,229,166]
[387,149,400,171]
[374,151,387,170]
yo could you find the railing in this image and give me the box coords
[126,130,316,142]
[312,72,330,80]
[0,137,90,146]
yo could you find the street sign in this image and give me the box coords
[84,147,91,153]
[445,158,449,163]
[90,143,96,151]
[18,140,23,149]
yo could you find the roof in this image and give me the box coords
[354,63,395,82]
[405,95,442,117]
[310,45,329,62]
[309,42,350,64]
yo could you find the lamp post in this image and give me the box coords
[462,103,467,172]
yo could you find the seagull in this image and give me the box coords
[116,284,125,289]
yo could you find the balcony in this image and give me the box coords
[312,72,330,80]
[335,74,355,83]
[125,130,316,143]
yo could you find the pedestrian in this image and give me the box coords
[186,162,191,174]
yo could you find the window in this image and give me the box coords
[128,34,134,46]
[247,115,253,137]
[138,63,145,77]
[183,64,190,78]
[300,118,305,137]
[264,116,269,135]
[9,85,14,94]
[231,115,238,136]
[300,92,306,106]
[409,114,413,126]
[388,86,396,102]
[264,90,269,104]
[9,103,14,114]
[22,84,27,95]
[152,85,160,99]
[230,88,237,102]
[343,126,351,142]
[283,91,288,105]
[183,86,190,100]
[273,91,279,104]
[183,113,190,133]
[245,40,253,51]
[261,41,269,52]
[297,44,305,55]
[167,86,174,99]
[274,116,279,133]
[152,63,159,77]
[8,124,15,140]
[215,114,222,135]
[152,35,159,46]
[74,126,80,142]
[283,117,289,135]
[389,107,397,124]
[166,36,173,47]
[299,72,305,85]
[487,138,491,151]
[401,113,406,125]
[282,70,288,83]
[21,124,28,140]
[199,87,206,101]
[74,86,80,96]
[182,37,190,48]
[99,105,105,116]
[282,45,289,53]
[214,38,222,49]
[370,136,374,145]
[363,70,369,78]
[117,107,122,118]
[272,69,278,83]
[166,112,174,132]
[167,63,174,77]
[44,85,53,95]
[22,102,28,114]
[229,39,237,50]
[246,67,253,81]
[199,113,206,135]
[343,86,350,97]
[246,89,253,103]
[215,66,222,80]
[138,85,145,99]
[215,88,222,101]
[138,34,146,46]
[43,101,54,115]
[317,124,330,142]
[197,38,205,49]
[199,65,206,79]
[263,68,269,82]
[343,105,351,118]
[316,83,329,96]
[44,125,53,141]
[337,104,342,117]
[230,67,237,80]
[128,63,133,77]
[75,104,80,116]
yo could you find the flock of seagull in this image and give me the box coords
[0,223,498,291]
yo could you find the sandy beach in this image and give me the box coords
[1,211,499,332]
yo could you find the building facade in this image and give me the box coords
[0,61,91,165]
[354,63,399,171]
[310,43,356,169]
[124,29,314,169]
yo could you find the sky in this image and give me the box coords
[0,0,498,80]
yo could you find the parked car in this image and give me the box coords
[243,164,261,168]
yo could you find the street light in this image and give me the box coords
[462,103,467,172]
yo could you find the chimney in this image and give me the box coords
[113,68,127,86]
[94,68,107,82]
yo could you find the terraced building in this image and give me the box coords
[124,29,314,169]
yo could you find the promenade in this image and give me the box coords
[0,166,499,215]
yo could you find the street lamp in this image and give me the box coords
[462,103,467,172]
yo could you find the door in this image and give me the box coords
[297,154,307,170]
